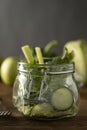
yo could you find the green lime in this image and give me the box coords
[0,56,18,85]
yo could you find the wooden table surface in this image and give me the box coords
[0,82,87,130]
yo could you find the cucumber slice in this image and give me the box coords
[51,87,74,111]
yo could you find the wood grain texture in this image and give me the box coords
[0,82,87,130]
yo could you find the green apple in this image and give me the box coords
[64,40,87,86]
[0,56,18,85]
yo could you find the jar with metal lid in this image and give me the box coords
[13,62,79,120]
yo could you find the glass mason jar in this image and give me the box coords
[13,61,79,120]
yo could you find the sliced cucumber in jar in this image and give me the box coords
[51,87,74,111]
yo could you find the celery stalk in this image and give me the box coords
[21,45,34,64]
[35,47,44,64]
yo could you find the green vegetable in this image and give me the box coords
[18,105,31,116]
[35,47,44,64]
[30,103,76,118]
[30,103,55,117]
[51,48,74,64]
[21,45,34,64]
[51,87,74,111]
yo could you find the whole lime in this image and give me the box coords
[0,57,18,85]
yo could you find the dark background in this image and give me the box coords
[0,0,87,57]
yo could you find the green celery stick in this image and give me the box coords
[35,47,44,64]
[21,45,34,64]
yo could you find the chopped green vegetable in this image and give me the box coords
[18,105,31,116]
[35,47,44,64]
[51,87,74,111]
[30,103,77,118]
[51,48,74,64]
[21,45,34,64]
[30,103,55,117]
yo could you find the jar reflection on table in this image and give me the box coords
[13,62,79,120]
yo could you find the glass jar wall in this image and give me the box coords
[13,62,79,120]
